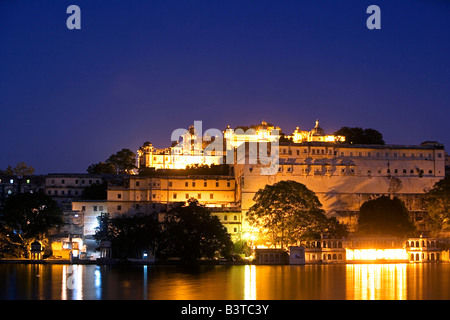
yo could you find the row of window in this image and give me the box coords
[280,148,442,159]
[81,205,104,212]
[49,179,100,185]
[173,193,215,200]
[117,192,228,200]
[277,166,435,175]
[138,181,232,188]
[306,253,344,261]
[48,190,81,196]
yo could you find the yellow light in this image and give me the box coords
[346,248,408,261]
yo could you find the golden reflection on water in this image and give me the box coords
[244,265,256,300]
[346,264,406,300]
[4,263,450,300]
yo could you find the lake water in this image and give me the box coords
[1,263,450,300]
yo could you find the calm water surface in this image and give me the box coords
[1,263,450,300]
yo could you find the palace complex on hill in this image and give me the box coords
[78,120,446,242]
[3,120,445,259]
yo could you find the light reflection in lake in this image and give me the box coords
[346,264,406,300]
[1,263,450,300]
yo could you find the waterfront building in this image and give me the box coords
[45,173,103,210]
[236,139,445,234]
[71,200,108,236]
[299,235,450,264]
[405,236,445,262]
[103,175,241,240]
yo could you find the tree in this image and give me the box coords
[247,180,349,248]
[160,199,234,261]
[106,149,137,174]
[3,162,35,175]
[104,213,161,259]
[334,127,385,145]
[424,176,450,235]
[0,193,63,257]
[87,162,116,174]
[357,196,416,237]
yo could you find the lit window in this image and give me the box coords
[210,193,214,199]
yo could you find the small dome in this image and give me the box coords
[310,119,325,136]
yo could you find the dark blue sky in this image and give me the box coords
[1,0,449,174]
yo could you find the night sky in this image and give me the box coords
[1,0,449,174]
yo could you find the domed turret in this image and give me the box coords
[310,119,325,136]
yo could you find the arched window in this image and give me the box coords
[338,242,342,248]
[332,254,337,260]
[415,241,420,247]
[327,254,332,260]
[338,254,342,260]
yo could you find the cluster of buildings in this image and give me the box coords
[1,120,448,262]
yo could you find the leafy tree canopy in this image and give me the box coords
[425,176,450,235]
[87,162,116,174]
[106,148,137,174]
[247,180,349,248]
[87,149,137,174]
[2,162,35,176]
[160,199,234,261]
[334,127,385,145]
[0,193,63,257]
[95,213,161,259]
[357,196,416,237]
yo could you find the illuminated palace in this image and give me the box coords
[70,120,446,259]
[136,120,445,229]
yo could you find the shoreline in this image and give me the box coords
[1,258,446,266]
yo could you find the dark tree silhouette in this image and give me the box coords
[357,196,416,237]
